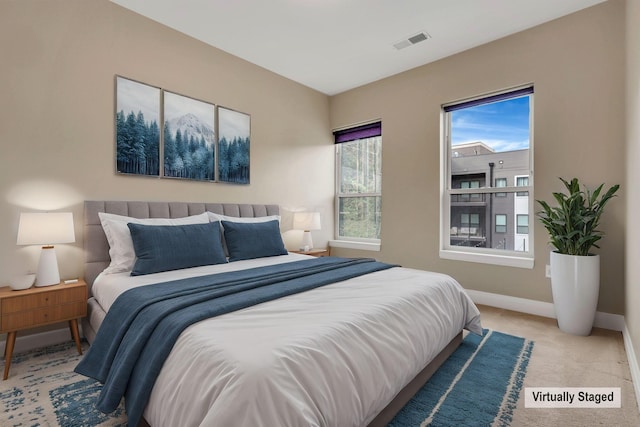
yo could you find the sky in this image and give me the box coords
[163,91,215,127]
[451,95,530,152]
[116,76,160,123]
[116,76,216,129]
[218,107,250,140]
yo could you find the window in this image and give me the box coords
[495,177,507,197]
[517,214,529,234]
[495,214,507,233]
[461,213,480,226]
[440,85,534,268]
[516,176,529,196]
[333,122,382,248]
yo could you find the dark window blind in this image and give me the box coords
[333,121,381,144]
[444,86,533,113]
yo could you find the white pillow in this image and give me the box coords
[99,211,210,274]
[206,212,281,225]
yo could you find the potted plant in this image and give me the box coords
[536,177,619,335]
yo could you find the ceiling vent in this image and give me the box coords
[393,31,431,50]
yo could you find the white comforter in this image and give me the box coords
[92,254,482,427]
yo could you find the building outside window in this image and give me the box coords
[333,122,382,246]
[441,85,534,268]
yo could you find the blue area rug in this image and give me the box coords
[0,330,532,426]
[389,329,534,427]
[0,341,126,427]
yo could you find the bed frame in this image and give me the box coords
[82,200,461,427]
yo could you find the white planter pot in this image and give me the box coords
[550,251,600,336]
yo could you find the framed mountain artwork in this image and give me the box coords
[115,76,161,177]
[163,91,216,181]
[218,106,250,184]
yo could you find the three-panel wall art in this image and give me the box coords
[115,75,250,184]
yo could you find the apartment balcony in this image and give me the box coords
[450,193,487,206]
[449,226,486,247]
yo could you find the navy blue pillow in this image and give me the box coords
[128,222,227,276]
[221,220,288,262]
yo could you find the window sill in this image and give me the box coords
[329,240,381,252]
[439,249,534,269]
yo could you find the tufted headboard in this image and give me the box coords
[83,200,280,293]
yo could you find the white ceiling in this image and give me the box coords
[110,0,605,96]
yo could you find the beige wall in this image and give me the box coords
[625,0,640,379]
[330,1,626,315]
[0,0,334,284]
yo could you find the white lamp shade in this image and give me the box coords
[17,212,75,245]
[293,212,321,231]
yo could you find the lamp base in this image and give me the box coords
[300,231,314,252]
[35,246,61,287]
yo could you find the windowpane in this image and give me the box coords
[336,130,382,242]
[495,178,507,197]
[338,196,381,239]
[339,137,382,194]
[495,214,507,233]
[443,86,533,259]
[517,214,529,234]
[516,176,529,196]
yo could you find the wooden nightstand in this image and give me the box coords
[290,248,331,257]
[0,279,87,380]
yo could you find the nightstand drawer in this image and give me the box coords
[1,301,86,331]
[1,287,86,314]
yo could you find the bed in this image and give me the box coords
[79,200,482,427]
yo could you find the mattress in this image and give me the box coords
[91,254,482,427]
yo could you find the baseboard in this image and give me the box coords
[466,289,625,331]
[623,323,640,411]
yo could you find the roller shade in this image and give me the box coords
[333,121,381,144]
[444,86,533,113]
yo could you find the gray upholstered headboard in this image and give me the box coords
[84,201,280,293]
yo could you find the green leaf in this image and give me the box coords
[535,177,619,255]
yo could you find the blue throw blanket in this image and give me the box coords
[75,257,396,426]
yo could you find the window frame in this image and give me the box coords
[439,85,534,269]
[332,122,382,251]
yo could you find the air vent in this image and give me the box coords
[393,31,431,50]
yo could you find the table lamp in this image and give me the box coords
[293,212,321,251]
[16,212,75,287]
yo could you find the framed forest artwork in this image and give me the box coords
[115,76,161,176]
[163,91,216,181]
[218,106,250,184]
